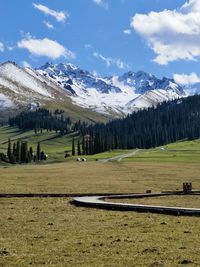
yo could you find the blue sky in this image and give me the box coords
[0,0,200,83]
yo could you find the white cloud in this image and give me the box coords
[43,21,54,29]
[93,0,108,10]
[174,73,200,85]
[7,46,14,51]
[93,52,129,69]
[33,3,68,22]
[123,29,131,35]
[17,36,75,59]
[131,0,200,65]
[84,44,93,50]
[0,42,4,52]
[22,61,31,68]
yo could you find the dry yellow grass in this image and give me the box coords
[1,161,200,194]
[108,195,200,209]
[0,161,200,266]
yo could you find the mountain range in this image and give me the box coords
[0,61,190,121]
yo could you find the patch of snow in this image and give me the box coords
[0,93,13,109]
[0,62,52,98]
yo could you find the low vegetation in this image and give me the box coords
[0,122,200,266]
[0,161,200,266]
[108,195,200,209]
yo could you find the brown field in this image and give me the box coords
[108,195,200,209]
[0,162,200,266]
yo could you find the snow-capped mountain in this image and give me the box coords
[183,83,200,96]
[37,62,184,115]
[0,61,185,119]
[0,61,106,122]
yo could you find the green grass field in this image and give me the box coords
[123,140,200,163]
[0,126,200,266]
[0,126,74,163]
[0,126,134,163]
[2,126,200,165]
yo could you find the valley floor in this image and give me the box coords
[0,161,200,266]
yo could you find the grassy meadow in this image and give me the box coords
[0,126,200,266]
[2,126,200,164]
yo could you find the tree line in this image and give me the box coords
[73,95,200,155]
[0,139,47,164]
[9,108,72,135]
[8,94,200,157]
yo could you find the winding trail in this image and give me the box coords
[99,149,140,163]
[1,192,200,216]
[72,192,200,216]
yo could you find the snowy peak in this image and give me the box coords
[0,61,78,112]
[0,61,185,117]
[35,62,184,116]
[117,70,183,95]
[37,62,121,94]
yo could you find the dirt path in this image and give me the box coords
[99,149,140,163]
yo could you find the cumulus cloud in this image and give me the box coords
[123,29,131,35]
[174,72,200,85]
[131,0,200,65]
[33,3,68,22]
[93,0,108,10]
[17,36,75,59]
[0,42,4,52]
[93,52,129,69]
[43,21,54,29]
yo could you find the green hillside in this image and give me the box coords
[0,97,108,124]
[0,126,76,163]
[125,140,200,163]
[1,126,200,164]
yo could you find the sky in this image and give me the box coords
[0,0,200,84]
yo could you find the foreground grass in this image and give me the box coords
[108,195,200,209]
[1,197,200,267]
[0,162,200,266]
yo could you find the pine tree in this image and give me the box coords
[26,151,32,163]
[12,143,16,158]
[37,143,41,161]
[77,139,81,155]
[72,138,75,156]
[16,141,21,163]
[82,137,85,155]
[7,138,11,160]
[85,139,89,155]
[9,153,16,164]
[21,142,28,163]
[29,147,33,159]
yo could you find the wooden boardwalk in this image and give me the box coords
[72,192,200,216]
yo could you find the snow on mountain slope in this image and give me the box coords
[0,61,185,117]
[0,61,76,110]
[125,89,180,112]
[0,93,13,109]
[183,83,200,96]
[0,62,109,122]
[0,62,52,98]
[37,62,184,115]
